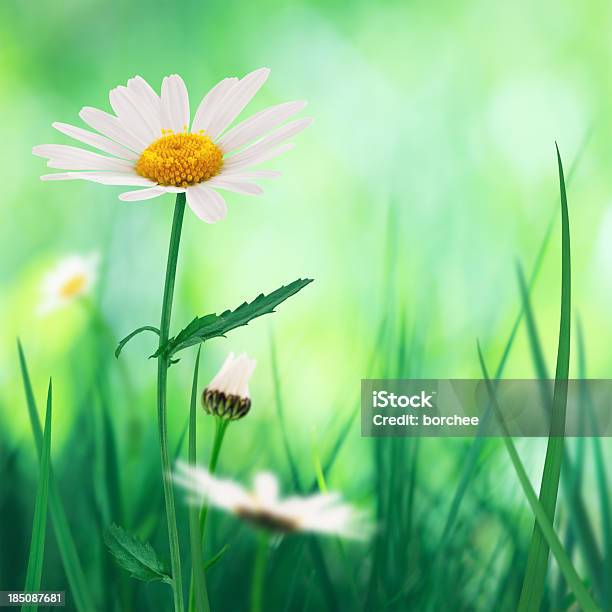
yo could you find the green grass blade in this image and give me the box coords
[519,268,603,597]
[437,192,555,553]
[577,320,611,609]
[269,333,301,491]
[516,262,550,382]
[22,380,52,611]
[437,132,590,556]
[187,348,210,612]
[478,345,600,612]
[517,144,571,612]
[17,342,96,612]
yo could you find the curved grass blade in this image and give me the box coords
[517,144,571,612]
[437,130,591,555]
[478,345,600,612]
[518,273,603,597]
[18,342,96,612]
[23,380,52,611]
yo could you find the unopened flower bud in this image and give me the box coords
[202,352,256,420]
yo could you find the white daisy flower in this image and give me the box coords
[203,352,256,420]
[33,69,311,223]
[38,253,99,314]
[174,463,370,540]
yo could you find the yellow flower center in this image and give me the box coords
[135,129,224,188]
[59,274,87,299]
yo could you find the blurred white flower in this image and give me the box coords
[174,463,370,540]
[38,253,99,314]
[202,352,256,420]
[33,69,311,223]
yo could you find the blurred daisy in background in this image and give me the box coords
[38,253,99,314]
[174,463,371,540]
[202,352,256,420]
[33,68,311,223]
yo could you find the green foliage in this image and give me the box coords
[18,343,95,612]
[153,279,313,358]
[104,524,172,585]
[477,346,600,612]
[22,381,52,610]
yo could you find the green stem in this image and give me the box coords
[157,193,187,612]
[250,532,268,612]
[188,348,210,612]
[188,416,229,611]
[199,418,229,535]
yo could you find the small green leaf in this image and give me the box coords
[115,326,160,358]
[154,278,313,358]
[104,523,172,585]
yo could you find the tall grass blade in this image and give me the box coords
[269,333,301,491]
[577,320,611,610]
[18,342,96,612]
[187,348,210,612]
[478,345,600,612]
[438,131,590,554]
[23,380,52,611]
[517,144,571,612]
[519,270,603,599]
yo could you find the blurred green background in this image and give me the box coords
[1,0,611,610]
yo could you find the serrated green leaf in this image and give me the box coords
[154,278,313,358]
[115,325,160,358]
[104,523,172,585]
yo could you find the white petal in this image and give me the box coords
[206,68,270,140]
[161,74,190,133]
[126,76,162,136]
[224,118,311,168]
[52,122,139,161]
[109,86,158,143]
[33,144,134,172]
[41,171,154,186]
[186,184,227,223]
[173,462,252,511]
[218,100,307,153]
[254,473,280,506]
[223,142,295,172]
[80,107,146,153]
[118,186,168,201]
[208,352,256,397]
[206,176,263,195]
[191,77,238,134]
